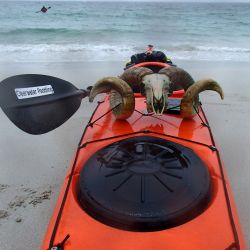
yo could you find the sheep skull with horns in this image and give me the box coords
[89,66,224,119]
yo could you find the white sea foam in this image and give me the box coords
[197,46,250,53]
[0,43,250,63]
[0,44,132,53]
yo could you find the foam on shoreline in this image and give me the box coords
[1,43,250,63]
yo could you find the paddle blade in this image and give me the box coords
[0,74,84,134]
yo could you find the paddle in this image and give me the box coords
[0,74,90,135]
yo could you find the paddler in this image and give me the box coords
[125,45,174,69]
[36,6,51,13]
[145,45,174,64]
[146,44,154,54]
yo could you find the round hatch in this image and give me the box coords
[77,136,211,231]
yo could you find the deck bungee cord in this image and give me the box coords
[48,101,238,249]
[48,101,103,249]
[46,100,240,249]
[200,107,240,250]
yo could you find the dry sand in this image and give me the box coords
[0,60,249,249]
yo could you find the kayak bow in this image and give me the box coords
[42,63,245,250]
[0,62,245,250]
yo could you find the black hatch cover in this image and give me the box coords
[77,136,211,231]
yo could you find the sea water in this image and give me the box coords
[0,1,250,62]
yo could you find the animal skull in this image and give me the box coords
[141,74,172,115]
[89,66,224,119]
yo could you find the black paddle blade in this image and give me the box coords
[0,74,85,134]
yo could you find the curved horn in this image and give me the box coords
[89,77,135,120]
[159,67,195,91]
[120,67,153,90]
[180,79,224,118]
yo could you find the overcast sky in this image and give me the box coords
[3,0,250,2]
[2,0,250,2]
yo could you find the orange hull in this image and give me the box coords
[41,63,245,250]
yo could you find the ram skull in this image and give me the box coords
[89,66,224,119]
[141,74,172,114]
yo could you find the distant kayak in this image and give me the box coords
[36,6,51,13]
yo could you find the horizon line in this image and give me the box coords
[1,0,250,2]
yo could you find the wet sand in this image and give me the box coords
[0,60,249,249]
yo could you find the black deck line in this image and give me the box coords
[88,103,121,127]
[200,106,240,250]
[79,130,215,151]
[48,101,103,249]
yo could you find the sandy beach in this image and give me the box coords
[0,60,250,249]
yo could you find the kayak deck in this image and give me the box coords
[42,94,245,250]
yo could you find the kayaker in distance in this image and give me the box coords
[36,6,51,13]
[125,44,174,69]
[146,44,154,54]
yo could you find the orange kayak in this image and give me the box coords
[41,63,246,250]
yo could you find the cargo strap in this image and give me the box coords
[200,107,240,250]
[49,234,70,250]
[193,103,209,127]
[48,102,103,249]
[88,103,121,127]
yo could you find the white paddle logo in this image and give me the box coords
[15,85,54,99]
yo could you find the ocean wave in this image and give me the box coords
[1,43,250,62]
[197,46,250,53]
[0,27,145,37]
[1,43,250,53]
[0,44,135,53]
[0,28,79,35]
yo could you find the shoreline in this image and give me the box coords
[0,60,249,249]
